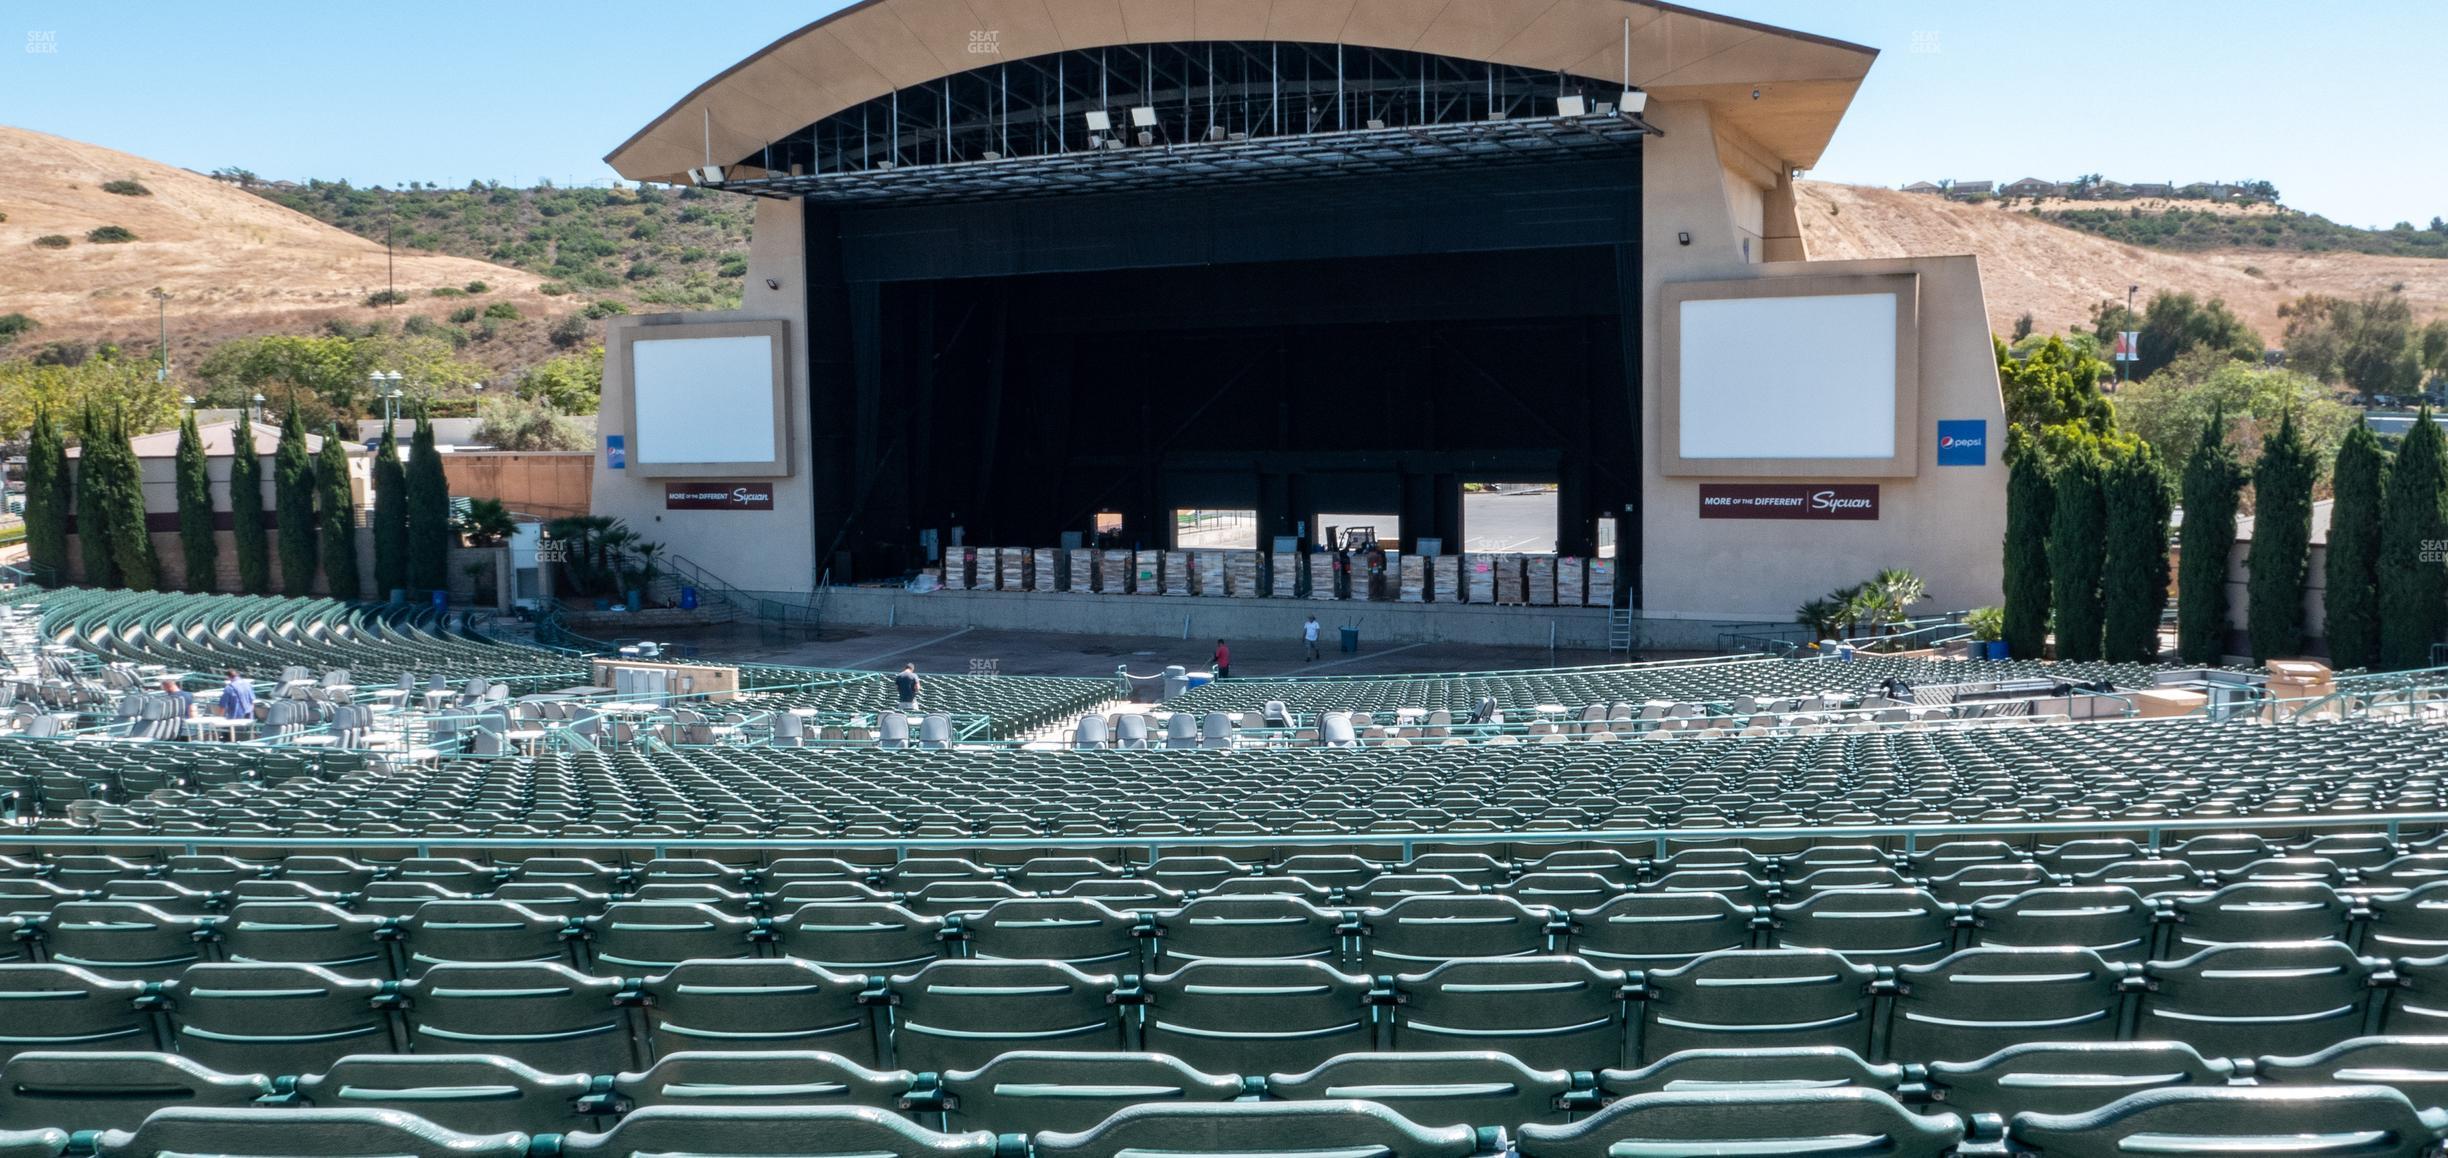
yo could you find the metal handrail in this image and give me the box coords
[8,809,2446,859]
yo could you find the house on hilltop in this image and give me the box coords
[2003,177,2063,197]
[1901,180,1943,195]
[1946,180,1994,199]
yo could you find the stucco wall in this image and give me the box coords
[593,197,817,593]
[1638,100,2008,620]
[443,452,593,520]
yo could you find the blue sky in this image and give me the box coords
[2,1,2440,228]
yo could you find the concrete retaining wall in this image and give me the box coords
[819,587,1625,649]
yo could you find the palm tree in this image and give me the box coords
[453,497,517,547]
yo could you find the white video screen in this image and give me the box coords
[631,334,778,464]
[1679,293,1898,459]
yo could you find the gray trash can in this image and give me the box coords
[1340,625,1360,654]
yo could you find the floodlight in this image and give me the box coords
[1129,106,1157,128]
[1621,90,1648,115]
[1083,110,1112,132]
[1556,95,1588,117]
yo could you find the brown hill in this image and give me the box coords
[0,124,547,357]
[1796,181,2448,344]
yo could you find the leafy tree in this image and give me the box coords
[2011,312,2034,341]
[21,408,70,584]
[73,407,118,587]
[453,497,517,546]
[2247,410,2318,662]
[2101,440,2172,662]
[228,409,270,594]
[1998,336,2114,438]
[371,421,408,598]
[406,414,451,593]
[2049,440,2108,661]
[474,395,589,450]
[0,351,179,447]
[516,346,602,414]
[2282,293,2424,400]
[2379,407,2448,668]
[99,410,157,592]
[2175,411,2245,662]
[2002,427,2055,658]
[174,410,217,591]
[315,424,360,599]
[2109,351,2358,484]
[273,404,318,595]
[2091,290,2262,381]
[2420,318,2448,379]
[2324,420,2389,670]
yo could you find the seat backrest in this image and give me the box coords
[1515,1088,1963,1158]
[1927,1040,2230,1118]
[1393,955,1628,1072]
[885,958,1123,1073]
[1768,888,1955,965]
[614,1049,912,1112]
[0,1051,272,1133]
[773,902,948,972]
[0,964,156,1063]
[638,959,878,1063]
[2006,1085,2448,1158]
[558,1105,998,1158]
[1601,1044,1901,1100]
[1360,894,1551,970]
[962,898,1141,968]
[1890,946,2127,1064]
[397,900,575,975]
[941,1051,1242,1134]
[1156,895,1345,965]
[401,961,634,1075]
[2168,881,2353,953]
[585,901,760,972]
[91,1106,530,1158]
[295,1054,596,1136]
[1141,958,1374,1076]
[1567,892,1757,969]
[2255,1036,2448,1110]
[1636,948,1877,1063]
[1268,1051,1573,1129]
[217,901,390,979]
[2138,940,2379,1059]
[164,962,392,1073]
[1032,1100,1481,1158]
[1968,886,2153,956]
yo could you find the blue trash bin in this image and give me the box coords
[1340,626,1360,654]
[679,586,699,611]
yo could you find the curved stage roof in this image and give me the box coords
[607,0,1875,185]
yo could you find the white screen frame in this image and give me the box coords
[1658,274,1920,479]
[611,318,791,479]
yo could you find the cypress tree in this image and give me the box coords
[21,408,69,585]
[2175,412,2244,663]
[73,407,119,588]
[102,410,158,592]
[2248,410,2318,663]
[316,423,361,600]
[2380,406,2448,669]
[2325,420,2388,670]
[2101,440,2172,663]
[2002,427,2055,659]
[406,413,451,594]
[273,403,318,596]
[2048,442,2108,661]
[228,409,270,595]
[371,420,408,600]
[174,410,218,592]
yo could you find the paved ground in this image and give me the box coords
[647,621,1618,679]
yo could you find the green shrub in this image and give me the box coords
[447,305,479,324]
[464,280,488,294]
[582,299,627,320]
[84,225,137,243]
[429,286,466,298]
[33,234,71,249]
[717,253,749,278]
[548,314,590,349]
[363,288,408,307]
[538,281,570,296]
[624,259,660,282]
[0,313,36,348]
[402,314,440,337]
[481,301,519,321]
[0,210,8,223]
[101,179,151,197]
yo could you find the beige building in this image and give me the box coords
[593,0,2006,624]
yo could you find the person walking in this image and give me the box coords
[217,669,255,721]
[893,663,922,712]
[162,678,193,739]
[1303,615,1320,661]
[1212,639,1231,680]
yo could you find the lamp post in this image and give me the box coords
[249,393,265,422]
[370,371,405,422]
[149,288,171,383]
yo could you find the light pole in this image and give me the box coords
[149,288,171,383]
[369,371,404,422]
[2120,283,2139,386]
[249,393,265,422]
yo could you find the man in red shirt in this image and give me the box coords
[1212,639,1231,679]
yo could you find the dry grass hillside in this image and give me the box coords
[0,125,547,354]
[1796,181,2448,343]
